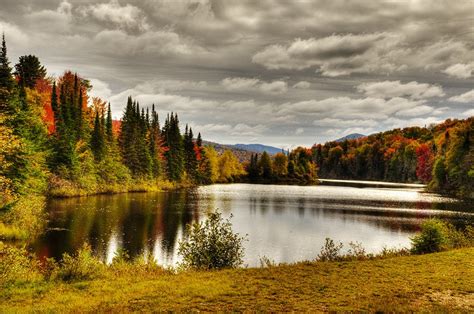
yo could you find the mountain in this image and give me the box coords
[201,142,283,162]
[232,144,283,155]
[202,141,254,162]
[334,133,365,142]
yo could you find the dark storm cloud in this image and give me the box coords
[1,0,473,147]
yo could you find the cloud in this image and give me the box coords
[280,96,427,119]
[89,78,112,100]
[259,81,288,95]
[442,63,473,79]
[78,0,149,32]
[295,128,304,135]
[253,32,472,77]
[293,81,310,89]
[221,77,288,95]
[194,123,267,137]
[449,89,474,103]
[25,1,73,33]
[463,109,474,117]
[93,29,202,57]
[357,80,444,99]
[252,33,407,76]
[221,77,260,90]
[315,118,378,128]
[395,105,434,117]
[0,21,29,48]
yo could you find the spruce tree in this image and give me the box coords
[0,34,14,113]
[106,103,113,141]
[14,55,46,89]
[91,110,105,161]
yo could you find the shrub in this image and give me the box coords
[55,244,104,281]
[345,241,368,260]
[411,219,449,254]
[178,211,246,270]
[0,223,28,240]
[0,244,42,285]
[317,238,343,262]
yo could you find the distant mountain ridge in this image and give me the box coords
[232,144,282,155]
[201,141,283,162]
[334,133,366,142]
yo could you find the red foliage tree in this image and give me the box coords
[415,143,434,183]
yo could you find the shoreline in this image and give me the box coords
[1,248,473,312]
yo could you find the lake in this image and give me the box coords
[33,181,473,267]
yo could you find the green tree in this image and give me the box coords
[14,55,46,89]
[90,111,105,161]
[258,151,273,179]
[272,152,288,176]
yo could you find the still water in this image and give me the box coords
[33,181,472,267]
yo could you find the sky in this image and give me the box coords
[1,0,473,148]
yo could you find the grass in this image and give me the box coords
[0,248,473,312]
[0,223,28,240]
[48,177,194,198]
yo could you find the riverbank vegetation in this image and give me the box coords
[313,117,473,198]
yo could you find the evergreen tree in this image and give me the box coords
[259,151,273,179]
[184,125,198,181]
[90,110,105,161]
[164,113,184,181]
[0,34,14,113]
[106,103,113,141]
[14,55,46,89]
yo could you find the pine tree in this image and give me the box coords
[14,55,46,89]
[106,102,113,141]
[0,34,14,113]
[164,113,184,181]
[91,110,105,161]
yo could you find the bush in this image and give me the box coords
[411,219,449,254]
[178,211,246,270]
[55,244,104,281]
[0,244,42,285]
[317,238,343,262]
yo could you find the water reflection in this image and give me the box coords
[33,182,473,267]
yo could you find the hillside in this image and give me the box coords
[334,133,366,142]
[233,144,282,155]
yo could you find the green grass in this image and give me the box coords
[0,223,28,240]
[48,177,193,198]
[1,248,473,312]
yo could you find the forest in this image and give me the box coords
[313,118,473,198]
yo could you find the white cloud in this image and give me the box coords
[0,21,29,48]
[79,0,149,32]
[315,118,378,128]
[221,77,260,90]
[89,78,112,100]
[93,29,201,57]
[448,89,474,103]
[221,77,288,95]
[25,1,73,33]
[280,96,427,119]
[357,80,444,99]
[293,81,311,89]
[443,63,473,79]
[253,32,472,77]
[259,81,288,95]
[395,105,434,117]
[463,109,474,117]
[295,128,304,135]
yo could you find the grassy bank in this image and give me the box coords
[0,248,473,312]
[48,176,195,198]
